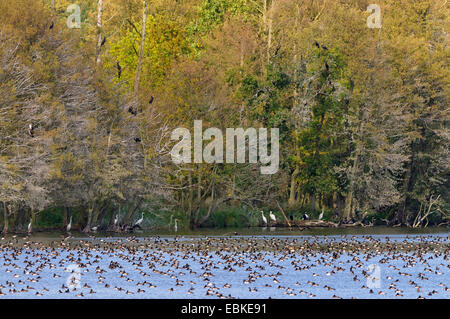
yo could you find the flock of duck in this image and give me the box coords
[0,233,448,299]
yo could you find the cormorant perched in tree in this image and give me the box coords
[134,137,141,143]
[321,45,328,50]
[28,123,34,138]
[289,214,293,221]
[273,44,281,57]
[49,22,54,30]
[101,36,106,47]
[128,106,137,116]
[117,62,122,79]
[314,41,320,48]
[149,96,154,104]
[325,62,329,71]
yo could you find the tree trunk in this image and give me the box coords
[310,193,316,211]
[95,203,110,227]
[344,140,361,221]
[29,207,35,233]
[83,205,94,233]
[92,202,105,227]
[63,206,69,229]
[95,0,104,65]
[124,199,143,225]
[267,10,272,64]
[198,169,202,200]
[134,0,148,98]
[288,167,300,208]
[188,169,194,229]
[398,153,413,226]
[332,192,338,217]
[343,190,353,221]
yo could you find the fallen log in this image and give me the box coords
[272,220,372,228]
[275,200,291,227]
[273,220,338,228]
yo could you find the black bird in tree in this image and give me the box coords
[28,123,34,138]
[49,22,54,30]
[116,62,122,79]
[149,96,154,104]
[101,37,106,47]
[128,106,137,116]
[321,45,328,50]
[134,137,141,143]
[289,214,294,221]
[314,41,320,48]
[325,62,329,71]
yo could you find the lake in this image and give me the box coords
[0,227,448,299]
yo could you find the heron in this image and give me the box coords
[269,211,276,223]
[261,211,267,225]
[319,210,324,220]
[67,216,72,233]
[174,219,178,232]
[134,212,144,227]
[27,219,32,234]
[114,214,119,226]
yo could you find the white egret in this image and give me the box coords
[114,214,119,226]
[174,219,178,232]
[134,212,144,227]
[27,219,32,233]
[318,211,324,220]
[261,211,267,225]
[67,216,72,232]
[269,211,276,223]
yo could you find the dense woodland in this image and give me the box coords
[0,0,448,233]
